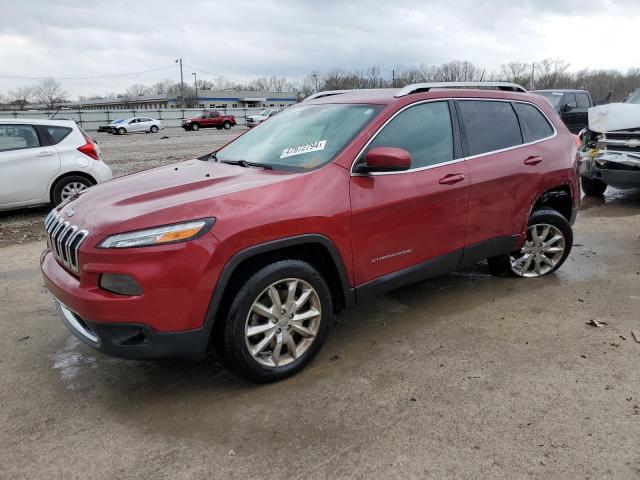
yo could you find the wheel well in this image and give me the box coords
[50,172,97,202]
[532,186,572,221]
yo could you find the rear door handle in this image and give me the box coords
[37,151,55,157]
[524,155,543,166]
[439,173,465,185]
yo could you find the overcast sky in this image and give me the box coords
[1,0,638,97]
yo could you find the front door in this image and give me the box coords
[350,100,469,288]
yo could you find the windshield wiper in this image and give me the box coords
[217,159,273,170]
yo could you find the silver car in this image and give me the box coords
[110,117,163,135]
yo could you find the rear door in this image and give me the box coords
[209,111,221,127]
[0,124,61,205]
[457,99,549,262]
[350,100,470,287]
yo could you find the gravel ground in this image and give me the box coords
[0,127,245,247]
[1,191,639,479]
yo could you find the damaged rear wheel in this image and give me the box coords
[489,208,573,278]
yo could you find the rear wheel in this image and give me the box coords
[222,260,332,382]
[52,175,93,205]
[223,121,232,130]
[581,176,607,196]
[150,125,158,133]
[192,123,200,131]
[488,208,572,277]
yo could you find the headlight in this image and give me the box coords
[98,218,214,248]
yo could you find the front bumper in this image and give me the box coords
[54,299,209,360]
[580,152,640,189]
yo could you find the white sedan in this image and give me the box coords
[110,117,164,135]
[0,119,112,211]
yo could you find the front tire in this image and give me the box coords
[581,176,607,196]
[52,175,93,205]
[191,123,200,131]
[488,208,573,277]
[222,260,332,382]
[117,127,126,135]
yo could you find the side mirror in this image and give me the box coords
[355,147,411,174]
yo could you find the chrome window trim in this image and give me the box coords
[349,97,557,177]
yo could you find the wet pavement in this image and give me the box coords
[1,189,639,479]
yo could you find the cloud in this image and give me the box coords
[1,0,639,97]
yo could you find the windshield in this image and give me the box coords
[534,91,563,108]
[627,90,640,104]
[111,119,125,124]
[258,110,270,116]
[216,104,382,171]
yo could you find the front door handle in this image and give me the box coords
[439,173,465,185]
[524,155,543,166]
[37,151,55,157]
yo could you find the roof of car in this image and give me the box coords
[303,86,539,106]
[533,89,589,93]
[0,118,78,127]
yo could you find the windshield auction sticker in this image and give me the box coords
[280,140,327,159]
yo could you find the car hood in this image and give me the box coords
[588,103,640,132]
[59,160,297,238]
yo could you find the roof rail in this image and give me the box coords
[394,82,527,97]
[303,90,350,102]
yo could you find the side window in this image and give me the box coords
[457,100,523,156]
[513,103,554,143]
[211,111,220,118]
[0,125,41,152]
[565,93,577,108]
[45,126,72,144]
[362,101,453,169]
[576,93,590,109]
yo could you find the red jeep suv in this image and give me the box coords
[41,82,579,382]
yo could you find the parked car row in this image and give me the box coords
[98,117,164,135]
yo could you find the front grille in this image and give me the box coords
[44,210,89,273]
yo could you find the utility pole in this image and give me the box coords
[192,72,198,108]
[530,62,535,91]
[312,73,318,93]
[392,69,395,88]
[175,58,185,108]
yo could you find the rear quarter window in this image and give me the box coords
[45,126,72,145]
[513,103,555,143]
[457,100,523,156]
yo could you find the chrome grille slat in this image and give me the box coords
[44,210,88,273]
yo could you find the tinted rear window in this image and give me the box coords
[457,100,523,156]
[513,103,554,143]
[46,126,72,144]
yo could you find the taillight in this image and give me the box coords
[77,134,100,161]
[574,135,581,148]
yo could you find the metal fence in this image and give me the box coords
[0,107,272,131]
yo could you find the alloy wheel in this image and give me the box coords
[509,223,566,277]
[244,278,321,368]
[60,182,88,200]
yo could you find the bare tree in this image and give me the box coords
[6,85,33,110]
[32,78,67,109]
[500,61,531,86]
[248,76,289,92]
[534,58,570,89]
[435,60,480,82]
[150,79,176,95]
[125,83,151,97]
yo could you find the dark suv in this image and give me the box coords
[41,82,579,382]
[533,89,594,133]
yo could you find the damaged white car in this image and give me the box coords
[579,93,640,195]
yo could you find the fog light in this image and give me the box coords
[99,273,143,296]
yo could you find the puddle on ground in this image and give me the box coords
[51,336,97,387]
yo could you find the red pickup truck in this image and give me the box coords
[182,110,236,131]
